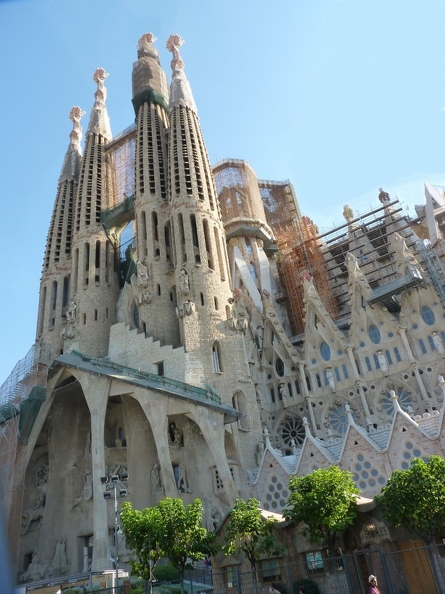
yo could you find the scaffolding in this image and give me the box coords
[277,215,339,335]
[276,200,425,336]
[0,342,51,556]
[106,124,136,206]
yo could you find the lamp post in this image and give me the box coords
[101,472,128,590]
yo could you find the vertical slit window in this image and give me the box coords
[191,214,200,264]
[214,227,225,280]
[203,219,214,269]
[212,342,222,372]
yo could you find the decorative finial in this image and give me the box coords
[378,187,390,204]
[138,32,156,49]
[166,34,185,71]
[343,204,354,221]
[69,106,85,152]
[93,68,109,105]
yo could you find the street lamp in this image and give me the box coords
[101,472,129,589]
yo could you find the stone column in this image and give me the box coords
[190,406,239,505]
[134,388,177,496]
[79,372,110,571]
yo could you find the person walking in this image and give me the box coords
[368,574,381,594]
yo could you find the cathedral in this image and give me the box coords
[2,31,445,587]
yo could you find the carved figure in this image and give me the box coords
[326,368,336,390]
[137,260,149,288]
[183,300,195,316]
[210,505,222,530]
[377,351,388,372]
[19,553,46,583]
[66,301,77,323]
[50,537,68,576]
[168,422,183,448]
[150,462,163,495]
[433,332,445,354]
[179,269,190,293]
[176,465,191,493]
[22,488,46,534]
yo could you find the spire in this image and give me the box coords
[166,34,197,113]
[59,106,85,182]
[132,32,169,113]
[86,68,112,139]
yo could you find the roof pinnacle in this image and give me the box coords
[69,106,86,152]
[86,68,112,139]
[166,34,197,113]
[166,34,185,72]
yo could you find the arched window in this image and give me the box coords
[233,391,249,430]
[249,262,256,279]
[320,342,331,361]
[212,342,222,372]
[368,325,381,344]
[421,305,435,326]
[275,357,285,377]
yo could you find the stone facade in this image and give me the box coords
[2,30,445,587]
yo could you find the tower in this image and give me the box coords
[36,107,85,356]
[68,68,120,356]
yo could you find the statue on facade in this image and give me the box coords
[179,269,190,294]
[137,260,149,289]
[326,368,336,391]
[343,205,354,222]
[378,187,390,204]
[433,332,445,354]
[176,465,191,493]
[66,301,77,323]
[168,422,183,448]
[50,537,68,576]
[19,553,46,583]
[150,462,164,495]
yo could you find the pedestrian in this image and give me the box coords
[368,574,381,594]
[269,584,281,594]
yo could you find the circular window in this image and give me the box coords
[280,417,305,446]
[369,325,381,344]
[421,306,435,326]
[320,342,331,361]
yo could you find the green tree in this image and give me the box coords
[375,455,445,543]
[121,497,216,582]
[284,466,359,546]
[223,498,284,573]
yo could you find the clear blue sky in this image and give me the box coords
[1,0,445,384]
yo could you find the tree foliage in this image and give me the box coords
[284,466,359,546]
[375,455,445,543]
[223,498,284,570]
[121,497,216,580]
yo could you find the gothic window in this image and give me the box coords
[368,325,381,344]
[294,379,301,395]
[233,391,249,430]
[428,336,436,351]
[421,305,435,326]
[212,342,222,372]
[320,342,331,361]
[249,262,256,279]
[246,238,252,254]
[393,347,402,362]
[270,387,276,403]
[365,357,372,372]
[385,350,393,365]
[373,354,380,369]
[342,364,349,379]
[316,373,322,388]
[334,367,341,381]
[419,339,427,354]
[275,357,285,377]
